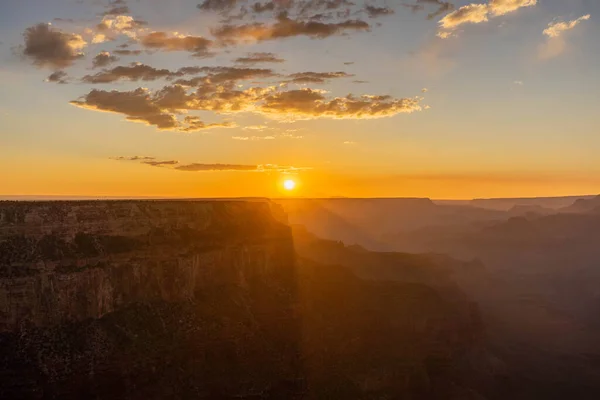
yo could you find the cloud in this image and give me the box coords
[113,49,142,56]
[234,52,285,64]
[539,15,590,59]
[488,0,536,17]
[97,15,145,32]
[175,163,258,171]
[73,79,424,128]
[181,116,236,132]
[70,87,237,131]
[102,6,130,16]
[175,163,308,172]
[438,0,536,37]
[139,32,213,56]
[89,14,148,44]
[22,23,87,68]
[82,64,221,85]
[112,156,302,172]
[419,0,454,20]
[82,63,175,83]
[112,156,156,161]
[212,14,369,43]
[403,1,455,20]
[365,6,394,18]
[197,0,238,12]
[232,135,276,140]
[286,71,352,84]
[259,88,422,119]
[543,14,590,38]
[194,66,276,83]
[46,71,68,84]
[143,160,179,167]
[252,2,276,13]
[71,88,180,130]
[438,4,489,29]
[95,15,147,41]
[92,51,119,68]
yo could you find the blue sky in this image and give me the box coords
[1,0,599,198]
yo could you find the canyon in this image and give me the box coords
[0,200,486,399]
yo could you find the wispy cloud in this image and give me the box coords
[112,157,308,173]
[234,52,285,64]
[232,135,276,140]
[543,14,590,38]
[92,51,118,69]
[539,14,590,59]
[438,0,536,38]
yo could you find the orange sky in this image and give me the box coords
[1,0,599,199]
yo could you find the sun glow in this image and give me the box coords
[283,179,296,191]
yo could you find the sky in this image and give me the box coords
[0,0,599,199]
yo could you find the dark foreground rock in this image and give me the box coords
[0,201,485,399]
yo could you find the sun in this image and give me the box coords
[283,179,296,191]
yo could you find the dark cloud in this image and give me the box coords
[139,32,213,57]
[92,51,119,68]
[70,88,179,130]
[234,52,285,64]
[102,6,130,16]
[22,23,86,68]
[252,2,276,13]
[82,64,209,85]
[286,71,352,84]
[46,71,68,84]
[296,0,354,17]
[71,87,236,131]
[212,14,369,43]
[113,49,142,56]
[199,66,277,83]
[113,157,301,172]
[173,66,276,88]
[180,116,236,132]
[197,0,238,12]
[73,78,424,128]
[259,88,422,119]
[365,5,395,18]
[112,157,179,167]
[113,156,156,161]
[142,160,179,167]
[82,64,174,83]
[416,0,455,20]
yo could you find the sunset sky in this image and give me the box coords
[1,0,599,199]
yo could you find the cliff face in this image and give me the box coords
[0,201,293,332]
[0,201,300,399]
[0,200,485,399]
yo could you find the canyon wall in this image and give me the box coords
[0,200,486,399]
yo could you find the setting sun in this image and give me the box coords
[283,179,296,191]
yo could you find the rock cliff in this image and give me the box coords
[0,200,486,399]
